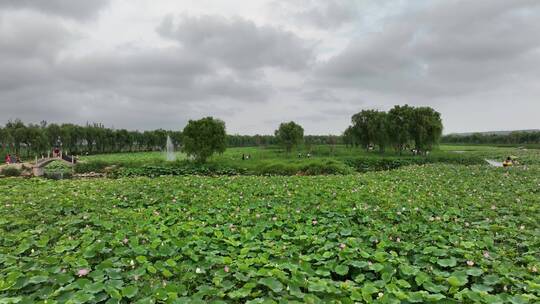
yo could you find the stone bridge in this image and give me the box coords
[32,155,76,176]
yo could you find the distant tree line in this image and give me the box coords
[0,119,344,158]
[343,105,443,154]
[0,120,182,157]
[1,105,444,159]
[224,135,342,147]
[442,131,540,145]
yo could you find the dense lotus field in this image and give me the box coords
[1,164,539,303]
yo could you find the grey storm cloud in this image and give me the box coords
[0,0,539,133]
[0,0,110,20]
[157,14,314,70]
[0,9,305,130]
[317,0,540,98]
[0,13,74,60]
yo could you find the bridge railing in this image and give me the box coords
[62,154,77,164]
[34,154,77,167]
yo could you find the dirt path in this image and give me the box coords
[0,162,34,171]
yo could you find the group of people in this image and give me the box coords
[4,154,21,164]
[297,152,312,158]
[241,154,251,160]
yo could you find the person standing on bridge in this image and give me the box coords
[52,136,62,157]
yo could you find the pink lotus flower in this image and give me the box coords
[224,266,230,273]
[483,251,490,258]
[256,214,261,218]
[77,268,90,277]
[339,243,346,250]
[122,238,129,244]
[272,217,277,221]
[466,260,474,266]
[312,219,318,225]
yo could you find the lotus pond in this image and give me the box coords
[0,164,539,303]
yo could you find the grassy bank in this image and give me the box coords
[74,144,540,177]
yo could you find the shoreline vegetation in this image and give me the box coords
[2,144,538,178]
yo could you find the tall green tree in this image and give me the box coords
[372,111,390,153]
[388,105,414,155]
[409,107,443,153]
[342,126,356,148]
[274,121,304,153]
[182,117,226,163]
[351,110,384,151]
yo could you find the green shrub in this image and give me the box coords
[254,159,353,176]
[256,162,298,176]
[111,164,246,178]
[1,167,21,177]
[43,171,73,180]
[74,161,110,173]
[299,160,353,175]
[344,155,485,172]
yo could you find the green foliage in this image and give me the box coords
[342,126,356,147]
[255,159,353,175]
[349,105,443,154]
[388,105,414,154]
[443,130,540,145]
[1,164,539,302]
[112,164,245,177]
[0,166,21,177]
[343,154,485,172]
[74,161,111,173]
[351,110,391,152]
[182,117,227,163]
[43,161,72,171]
[111,159,353,177]
[274,121,304,152]
[409,106,443,152]
[74,144,540,178]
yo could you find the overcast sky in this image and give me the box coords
[1,0,539,134]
